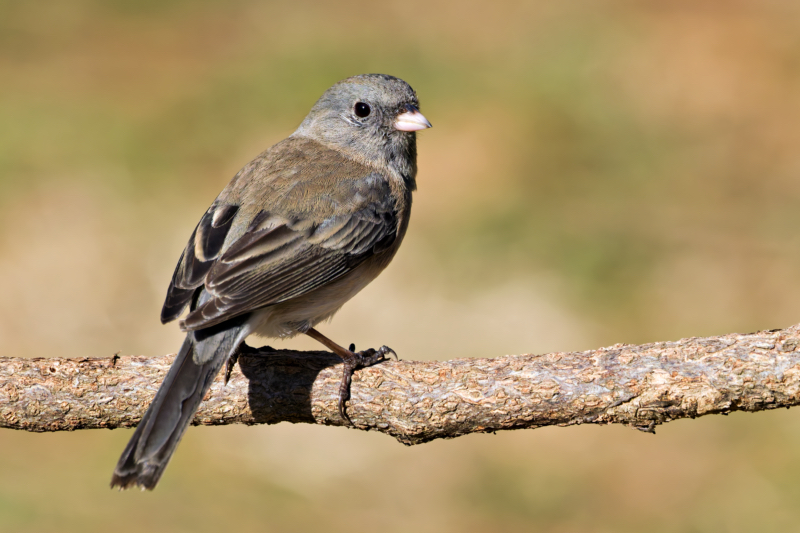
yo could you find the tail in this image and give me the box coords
[110,320,245,490]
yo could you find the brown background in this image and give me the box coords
[2,1,800,531]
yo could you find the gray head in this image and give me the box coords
[294,74,431,189]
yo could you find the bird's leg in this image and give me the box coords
[305,327,396,424]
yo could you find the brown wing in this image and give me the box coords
[160,140,400,331]
[160,204,240,323]
[179,204,397,331]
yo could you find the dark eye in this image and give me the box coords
[354,102,371,118]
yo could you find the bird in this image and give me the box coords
[110,73,431,490]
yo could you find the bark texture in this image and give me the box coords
[3,325,800,444]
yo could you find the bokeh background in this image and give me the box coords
[2,1,800,531]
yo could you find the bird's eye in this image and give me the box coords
[354,102,371,118]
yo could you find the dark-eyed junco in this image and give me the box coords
[111,74,431,490]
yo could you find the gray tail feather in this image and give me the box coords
[110,324,242,490]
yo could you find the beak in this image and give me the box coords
[394,105,432,132]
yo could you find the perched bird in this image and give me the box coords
[111,74,431,490]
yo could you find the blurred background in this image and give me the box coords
[2,0,800,531]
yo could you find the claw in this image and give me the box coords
[225,341,264,385]
[381,346,398,361]
[336,345,396,425]
[303,328,397,426]
[224,351,239,385]
[337,358,357,425]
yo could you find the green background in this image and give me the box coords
[2,1,800,531]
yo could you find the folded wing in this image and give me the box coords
[160,178,398,331]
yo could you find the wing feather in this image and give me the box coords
[178,204,397,331]
[160,204,240,323]
[160,137,402,331]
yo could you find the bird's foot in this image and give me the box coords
[225,341,261,385]
[337,345,396,425]
[303,328,397,425]
[348,343,398,362]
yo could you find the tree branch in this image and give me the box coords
[3,325,800,443]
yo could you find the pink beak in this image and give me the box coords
[394,106,432,132]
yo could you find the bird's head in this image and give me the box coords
[294,73,431,189]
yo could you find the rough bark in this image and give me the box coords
[3,325,800,444]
